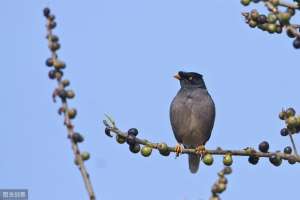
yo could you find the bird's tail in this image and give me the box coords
[188,154,201,173]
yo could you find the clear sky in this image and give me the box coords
[2,0,300,200]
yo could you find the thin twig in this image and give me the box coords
[103,120,300,163]
[289,133,299,157]
[44,8,96,200]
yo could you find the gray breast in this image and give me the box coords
[170,88,215,147]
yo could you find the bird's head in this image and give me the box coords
[174,71,206,89]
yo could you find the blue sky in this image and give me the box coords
[2,0,300,200]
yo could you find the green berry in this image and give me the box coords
[129,143,141,153]
[241,0,251,6]
[203,154,214,166]
[250,9,259,20]
[158,143,170,156]
[267,23,277,33]
[248,20,257,28]
[286,116,298,128]
[270,0,279,6]
[48,42,60,51]
[279,111,287,120]
[286,107,296,117]
[54,70,63,79]
[116,135,126,144]
[267,13,277,23]
[278,12,291,25]
[81,152,90,161]
[259,141,269,153]
[141,146,152,157]
[223,154,233,166]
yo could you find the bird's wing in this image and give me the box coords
[170,90,193,144]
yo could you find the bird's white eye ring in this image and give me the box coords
[189,77,193,80]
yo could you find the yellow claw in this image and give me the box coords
[195,145,206,158]
[175,144,184,157]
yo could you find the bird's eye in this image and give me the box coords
[188,76,193,80]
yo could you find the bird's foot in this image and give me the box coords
[175,144,184,157]
[195,145,206,158]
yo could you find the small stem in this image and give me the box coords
[289,133,299,157]
[103,121,300,163]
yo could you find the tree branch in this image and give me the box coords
[43,7,96,200]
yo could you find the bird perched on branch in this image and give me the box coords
[170,71,215,173]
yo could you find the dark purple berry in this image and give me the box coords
[293,38,300,49]
[128,128,138,136]
[129,143,141,153]
[105,128,113,137]
[43,7,50,17]
[49,21,57,29]
[280,128,289,136]
[46,58,54,67]
[248,156,259,165]
[288,156,296,165]
[72,132,84,143]
[259,141,269,153]
[284,146,292,154]
[48,70,56,79]
[126,134,136,145]
[257,15,267,24]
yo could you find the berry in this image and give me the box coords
[129,143,141,153]
[48,14,55,21]
[293,38,300,49]
[66,90,75,99]
[284,146,292,154]
[141,146,152,157]
[49,35,59,42]
[286,116,298,128]
[288,156,296,165]
[81,152,90,161]
[248,155,259,165]
[116,135,126,144]
[286,107,296,117]
[279,111,287,120]
[126,134,136,145]
[43,7,50,17]
[259,141,269,153]
[250,9,259,20]
[54,70,63,79]
[253,0,260,3]
[53,60,65,69]
[46,58,54,67]
[276,25,282,34]
[270,0,279,6]
[72,132,84,143]
[269,154,282,166]
[248,20,257,28]
[267,23,277,33]
[158,143,170,156]
[257,15,267,24]
[67,108,77,119]
[49,42,60,51]
[203,154,214,166]
[267,13,277,23]
[49,21,57,29]
[223,167,232,175]
[278,12,291,25]
[48,70,56,79]
[61,79,70,87]
[104,128,112,137]
[287,8,295,16]
[128,128,138,136]
[223,154,233,166]
[280,128,289,136]
[287,29,296,38]
[241,0,251,6]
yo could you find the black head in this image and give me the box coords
[174,71,206,89]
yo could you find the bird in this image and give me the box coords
[170,71,215,173]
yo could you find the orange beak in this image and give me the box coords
[173,73,181,80]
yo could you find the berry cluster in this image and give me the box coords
[43,7,95,200]
[241,0,300,49]
[210,167,232,200]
